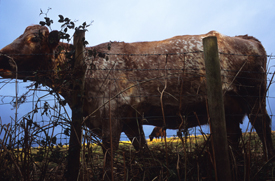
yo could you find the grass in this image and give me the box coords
[1,132,275,180]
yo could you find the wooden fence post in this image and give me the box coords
[203,36,232,181]
[67,29,86,181]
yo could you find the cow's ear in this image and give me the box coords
[48,30,60,48]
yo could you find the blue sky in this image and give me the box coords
[1,0,275,140]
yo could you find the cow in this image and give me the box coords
[0,25,274,178]
[149,126,166,141]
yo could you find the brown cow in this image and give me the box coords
[0,25,274,177]
[149,126,166,141]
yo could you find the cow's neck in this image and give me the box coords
[38,42,75,107]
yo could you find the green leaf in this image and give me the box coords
[39,21,46,26]
[39,9,43,15]
[58,15,64,20]
[68,22,75,29]
[83,40,88,46]
[61,23,67,28]
[83,22,86,27]
[64,17,70,22]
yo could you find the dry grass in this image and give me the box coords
[1,125,275,180]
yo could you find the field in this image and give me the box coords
[1,131,275,180]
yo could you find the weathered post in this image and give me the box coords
[67,29,86,181]
[203,36,232,181]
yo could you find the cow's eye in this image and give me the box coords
[31,36,40,42]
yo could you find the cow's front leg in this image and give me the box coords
[123,119,149,152]
[101,118,123,181]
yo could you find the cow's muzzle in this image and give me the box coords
[0,52,17,71]
[0,52,17,78]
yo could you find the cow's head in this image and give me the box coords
[0,25,59,79]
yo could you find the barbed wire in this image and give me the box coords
[1,94,275,107]
[1,50,275,58]
[1,49,275,145]
[1,50,274,80]
[1,72,275,106]
[0,67,273,78]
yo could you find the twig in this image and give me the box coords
[109,81,114,181]
[223,59,248,95]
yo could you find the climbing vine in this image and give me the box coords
[39,8,91,45]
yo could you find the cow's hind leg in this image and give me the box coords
[250,111,274,159]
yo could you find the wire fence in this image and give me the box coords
[0,51,275,137]
[0,50,275,180]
